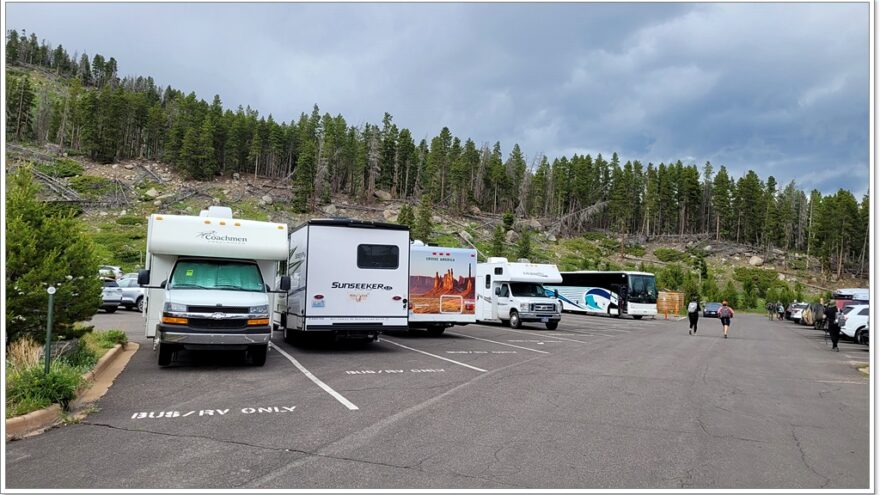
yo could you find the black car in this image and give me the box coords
[703,302,722,318]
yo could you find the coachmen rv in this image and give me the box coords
[408,241,477,336]
[476,258,563,329]
[278,219,410,342]
[137,206,290,367]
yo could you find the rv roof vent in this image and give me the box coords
[412,240,425,246]
[516,258,531,263]
[199,206,233,219]
[487,257,508,264]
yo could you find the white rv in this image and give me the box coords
[278,219,410,342]
[408,241,477,336]
[138,206,290,366]
[476,258,563,329]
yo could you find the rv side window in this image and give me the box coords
[357,244,399,269]
[494,267,503,275]
[485,274,491,289]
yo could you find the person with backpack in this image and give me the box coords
[687,297,701,335]
[824,303,841,351]
[718,300,734,338]
[776,302,785,320]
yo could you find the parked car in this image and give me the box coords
[703,302,722,318]
[788,303,808,323]
[117,277,146,312]
[840,304,869,344]
[98,265,123,280]
[801,303,826,329]
[101,279,123,313]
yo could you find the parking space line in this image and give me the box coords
[496,327,592,343]
[446,332,550,354]
[268,342,359,411]
[380,338,488,372]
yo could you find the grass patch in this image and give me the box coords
[654,247,689,263]
[36,158,84,178]
[69,175,115,199]
[115,215,146,226]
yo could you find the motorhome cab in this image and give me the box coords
[476,258,563,329]
[408,241,477,336]
[278,219,410,343]
[138,206,290,367]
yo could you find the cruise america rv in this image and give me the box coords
[138,206,290,367]
[408,241,477,336]
[278,219,410,342]
[475,258,563,329]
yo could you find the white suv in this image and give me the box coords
[840,304,869,345]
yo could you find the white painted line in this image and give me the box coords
[268,342,359,411]
[446,331,550,354]
[499,327,593,343]
[816,380,868,385]
[380,338,488,372]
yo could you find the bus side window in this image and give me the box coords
[485,274,491,289]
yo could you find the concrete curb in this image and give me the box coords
[5,341,139,441]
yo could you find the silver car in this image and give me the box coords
[101,279,123,313]
[117,277,146,312]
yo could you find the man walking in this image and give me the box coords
[824,302,841,351]
[718,300,734,338]
[687,297,701,335]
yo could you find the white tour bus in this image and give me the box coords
[277,219,410,343]
[138,206,290,366]
[407,241,477,336]
[545,270,657,319]
[476,258,563,329]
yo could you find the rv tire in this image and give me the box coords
[248,345,268,366]
[157,343,174,367]
[509,311,522,329]
[632,315,643,320]
[427,325,446,337]
[283,327,297,345]
[545,321,558,330]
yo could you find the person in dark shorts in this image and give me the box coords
[687,297,701,335]
[718,300,734,338]
[824,303,841,351]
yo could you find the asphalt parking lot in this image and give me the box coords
[5,310,870,489]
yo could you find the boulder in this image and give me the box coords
[261,195,273,205]
[432,215,443,224]
[119,209,127,216]
[528,218,542,230]
[373,190,392,201]
[703,245,713,252]
[468,205,482,215]
[547,233,557,242]
[124,164,134,170]
[383,209,398,221]
[322,204,338,215]
[460,231,473,242]
[111,164,119,169]
[232,172,241,180]
[505,230,519,243]
[153,200,162,206]
[98,211,108,217]
[144,188,160,199]
[778,273,786,281]
[749,256,764,267]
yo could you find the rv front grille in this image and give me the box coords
[187,305,250,314]
[187,318,249,330]
[531,304,556,312]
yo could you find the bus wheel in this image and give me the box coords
[545,321,558,330]
[509,311,522,329]
[427,325,446,337]
[632,315,643,320]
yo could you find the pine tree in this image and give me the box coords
[412,194,434,243]
[491,224,505,257]
[7,75,35,141]
[397,204,414,227]
[6,29,20,63]
[515,229,532,260]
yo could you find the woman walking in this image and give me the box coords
[687,297,701,335]
[718,300,734,338]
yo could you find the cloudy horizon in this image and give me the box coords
[5,2,870,196]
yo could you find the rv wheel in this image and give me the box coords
[248,345,267,366]
[157,343,174,367]
[283,327,296,345]
[632,315,643,320]
[509,311,522,329]
[427,325,446,337]
[545,321,558,330]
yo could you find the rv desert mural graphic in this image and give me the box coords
[410,252,476,315]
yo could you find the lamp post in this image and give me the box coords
[44,286,56,373]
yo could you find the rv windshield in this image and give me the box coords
[169,260,264,292]
[628,275,657,304]
[510,283,549,298]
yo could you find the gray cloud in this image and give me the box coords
[6,2,869,195]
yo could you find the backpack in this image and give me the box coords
[835,309,846,327]
[687,301,698,314]
[719,306,733,318]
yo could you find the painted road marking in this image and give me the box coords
[498,327,592,343]
[130,406,296,419]
[380,338,488,372]
[345,368,445,375]
[508,339,564,344]
[446,331,550,354]
[269,342,359,411]
[446,350,517,354]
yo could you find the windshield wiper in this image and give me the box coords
[171,283,210,289]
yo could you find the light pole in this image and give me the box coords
[44,286,56,373]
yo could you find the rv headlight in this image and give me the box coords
[163,302,187,313]
[520,303,529,311]
[249,305,269,315]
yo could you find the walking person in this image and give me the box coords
[776,302,785,320]
[824,302,841,351]
[718,300,734,338]
[766,302,775,320]
[687,297,701,335]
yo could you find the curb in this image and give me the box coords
[5,341,139,441]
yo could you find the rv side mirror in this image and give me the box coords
[137,269,151,286]
[554,289,559,299]
[494,287,501,296]
[160,280,167,288]
[279,275,291,292]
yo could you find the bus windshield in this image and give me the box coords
[169,260,265,292]
[510,283,549,298]
[628,275,657,304]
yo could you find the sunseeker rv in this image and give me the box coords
[476,258,563,329]
[138,206,290,366]
[408,241,477,335]
[277,219,410,343]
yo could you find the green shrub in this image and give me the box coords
[35,158,84,178]
[61,343,98,370]
[115,215,145,225]
[732,267,778,298]
[6,362,85,416]
[581,232,607,241]
[69,175,115,199]
[626,245,646,257]
[654,248,689,263]
[56,322,94,341]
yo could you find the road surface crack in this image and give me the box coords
[790,426,832,488]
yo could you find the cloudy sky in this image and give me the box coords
[6,2,870,195]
